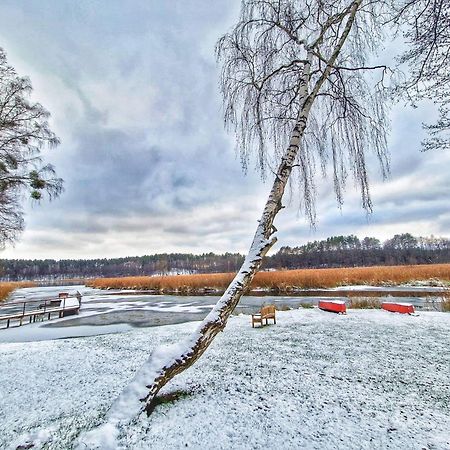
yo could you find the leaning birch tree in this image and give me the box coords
[79,1,391,446]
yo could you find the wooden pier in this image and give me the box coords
[0,293,81,329]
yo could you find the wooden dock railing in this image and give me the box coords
[0,293,81,329]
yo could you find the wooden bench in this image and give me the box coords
[251,305,276,328]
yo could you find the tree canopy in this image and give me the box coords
[1,234,449,281]
[0,48,63,247]
[217,0,391,222]
[395,0,450,150]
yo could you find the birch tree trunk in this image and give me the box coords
[78,64,315,449]
[78,3,364,447]
[139,54,315,414]
[138,0,361,413]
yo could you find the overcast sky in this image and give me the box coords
[0,0,449,260]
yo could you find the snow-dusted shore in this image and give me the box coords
[1,309,449,449]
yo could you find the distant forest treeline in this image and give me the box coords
[1,233,449,281]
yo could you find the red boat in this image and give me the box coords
[318,300,347,314]
[382,302,415,314]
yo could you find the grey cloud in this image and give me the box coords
[0,0,448,260]
[438,214,450,232]
[163,209,258,238]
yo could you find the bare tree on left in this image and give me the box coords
[0,48,63,247]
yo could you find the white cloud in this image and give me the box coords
[0,0,448,260]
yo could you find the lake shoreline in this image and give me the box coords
[95,286,450,298]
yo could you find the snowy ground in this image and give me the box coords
[1,308,449,450]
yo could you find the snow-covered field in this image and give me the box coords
[1,308,449,450]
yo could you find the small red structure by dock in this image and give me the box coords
[381,302,415,315]
[318,300,346,314]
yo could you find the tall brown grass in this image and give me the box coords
[90,273,235,293]
[348,297,382,309]
[88,263,450,293]
[0,281,35,302]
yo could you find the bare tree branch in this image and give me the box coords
[0,48,63,247]
[394,0,450,150]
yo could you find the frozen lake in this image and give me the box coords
[0,284,448,343]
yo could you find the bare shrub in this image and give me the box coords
[348,297,381,309]
[300,303,314,309]
[276,304,291,311]
[442,296,450,313]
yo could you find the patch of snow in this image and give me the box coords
[381,302,413,306]
[0,323,133,343]
[77,339,198,449]
[11,426,56,450]
[1,309,450,449]
[7,285,97,303]
[59,297,80,308]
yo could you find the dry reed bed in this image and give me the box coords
[89,263,450,293]
[348,298,382,309]
[0,281,35,302]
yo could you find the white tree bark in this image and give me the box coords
[77,3,362,448]
[76,60,313,449]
